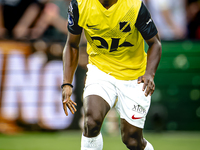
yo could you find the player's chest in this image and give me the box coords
[83,13,139,54]
[84,9,137,37]
[79,2,139,36]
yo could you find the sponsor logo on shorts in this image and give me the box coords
[131,105,146,120]
[132,105,146,114]
[132,115,143,120]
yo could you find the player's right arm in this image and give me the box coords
[62,0,83,116]
[62,32,81,116]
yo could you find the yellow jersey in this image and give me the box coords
[68,0,157,80]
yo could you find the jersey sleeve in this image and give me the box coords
[135,2,158,40]
[67,0,82,35]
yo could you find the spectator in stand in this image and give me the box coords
[144,0,187,40]
[0,0,41,39]
[186,0,200,39]
[0,0,69,40]
[30,0,69,40]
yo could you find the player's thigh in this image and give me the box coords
[120,119,146,149]
[83,64,117,122]
[120,118,143,139]
[83,82,116,124]
[83,95,110,123]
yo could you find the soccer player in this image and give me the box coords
[62,0,162,149]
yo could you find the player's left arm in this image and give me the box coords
[139,34,161,97]
[135,2,162,97]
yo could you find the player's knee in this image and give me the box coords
[84,114,102,137]
[122,133,144,150]
[122,137,140,150]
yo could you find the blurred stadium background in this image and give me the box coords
[0,0,200,149]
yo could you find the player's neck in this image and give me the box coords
[99,0,118,9]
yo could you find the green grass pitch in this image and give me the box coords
[0,131,200,150]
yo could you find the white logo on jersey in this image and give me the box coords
[146,18,152,25]
[68,2,74,26]
[69,2,73,15]
[68,15,74,26]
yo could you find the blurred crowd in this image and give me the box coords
[143,0,200,40]
[0,0,87,67]
[0,0,71,41]
[0,0,199,41]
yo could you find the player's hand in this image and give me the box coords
[62,85,77,116]
[137,73,155,97]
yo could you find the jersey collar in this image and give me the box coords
[95,0,121,16]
